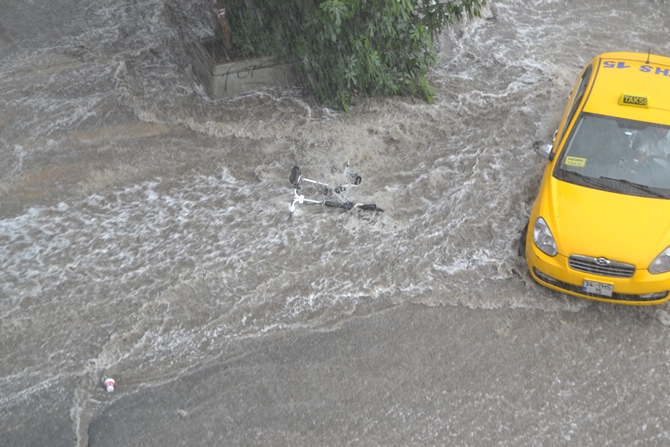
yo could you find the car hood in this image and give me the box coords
[542,178,670,266]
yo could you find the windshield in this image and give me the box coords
[554,113,670,198]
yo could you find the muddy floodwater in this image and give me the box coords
[3,1,670,446]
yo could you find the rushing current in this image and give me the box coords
[3,1,670,446]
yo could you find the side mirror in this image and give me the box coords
[533,141,554,161]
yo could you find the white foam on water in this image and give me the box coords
[5,2,670,433]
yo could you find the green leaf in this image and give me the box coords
[223,0,486,111]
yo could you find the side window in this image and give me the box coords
[554,65,593,151]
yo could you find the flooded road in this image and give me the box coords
[3,1,670,445]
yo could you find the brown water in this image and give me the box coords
[3,1,670,445]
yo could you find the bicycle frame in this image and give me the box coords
[289,166,382,213]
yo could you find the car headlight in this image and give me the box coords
[649,247,670,274]
[533,217,558,257]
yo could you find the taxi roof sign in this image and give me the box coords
[619,93,649,108]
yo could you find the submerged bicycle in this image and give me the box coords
[289,165,383,214]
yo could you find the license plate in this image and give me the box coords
[582,280,614,297]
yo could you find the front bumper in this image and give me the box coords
[525,241,670,306]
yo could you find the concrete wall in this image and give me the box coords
[191,39,298,99]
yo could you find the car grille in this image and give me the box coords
[568,255,635,278]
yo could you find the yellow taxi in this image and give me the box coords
[521,52,670,305]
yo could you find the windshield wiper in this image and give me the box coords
[560,170,610,189]
[598,176,668,199]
